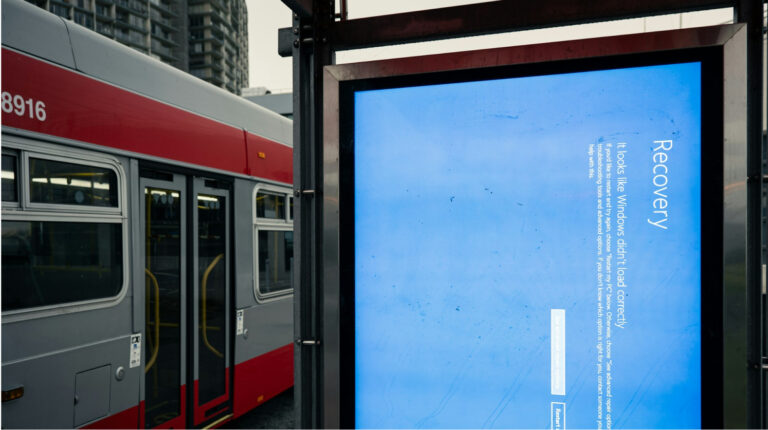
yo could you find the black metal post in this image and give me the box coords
[292,1,334,428]
[292,9,314,429]
[735,0,765,428]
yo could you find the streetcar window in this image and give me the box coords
[2,154,18,202]
[1,220,123,311]
[254,186,293,299]
[29,158,118,207]
[257,230,293,294]
[256,191,285,219]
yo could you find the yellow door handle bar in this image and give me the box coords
[202,254,225,358]
[144,268,161,373]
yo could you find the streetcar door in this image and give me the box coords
[141,174,187,429]
[191,178,231,427]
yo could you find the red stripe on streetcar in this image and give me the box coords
[1,49,291,182]
[233,343,294,419]
[246,132,293,184]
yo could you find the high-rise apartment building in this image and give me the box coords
[26,0,248,94]
[188,0,247,93]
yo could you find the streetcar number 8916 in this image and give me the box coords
[2,91,47,122]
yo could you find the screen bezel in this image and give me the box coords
[322,25,746,428]
[338,49,723,429]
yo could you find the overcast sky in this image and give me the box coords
[245,1,733,93]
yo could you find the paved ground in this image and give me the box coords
[224,388,295,429]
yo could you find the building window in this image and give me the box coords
[189,15,204,27]
[129,30,146,45]
[117,27,130,39]
[49,3,70,18]
[96,3,110,16]
[96,22,114,36]
[129,14,146,29]
[73,10,94,27]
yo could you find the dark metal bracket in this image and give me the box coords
[295,338,322,346]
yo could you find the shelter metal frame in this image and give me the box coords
[278,0,766,428]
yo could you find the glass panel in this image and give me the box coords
[144,188,182,428]
[29,158,118,207]
[289,197,294,220]
[2,154,18,202]
[257,230,293,294]
[353,63,702,428]
[1,221,123,311]
[197,194,226,404]
[255,191,285,219]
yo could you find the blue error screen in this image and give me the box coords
[354,62,702,428]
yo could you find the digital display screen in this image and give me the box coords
[354,63,702,428]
